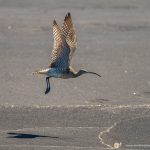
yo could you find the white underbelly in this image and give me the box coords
[47,68,67,78]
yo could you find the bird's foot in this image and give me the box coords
[45,88,50,94]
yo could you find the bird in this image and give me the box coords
[33,12,101,94]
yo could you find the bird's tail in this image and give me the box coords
[32,68,49,75]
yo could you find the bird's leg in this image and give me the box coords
[45,77,51,94]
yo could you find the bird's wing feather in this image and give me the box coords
[49,20,70,69]
[62,12,77,63]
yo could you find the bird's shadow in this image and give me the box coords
[7,132,59,139]
[91,98,110,104]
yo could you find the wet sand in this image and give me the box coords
[0,0,150,149]
[0,0,150,106]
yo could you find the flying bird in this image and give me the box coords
[33,12,101,94]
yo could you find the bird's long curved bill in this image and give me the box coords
[86,71,101,77]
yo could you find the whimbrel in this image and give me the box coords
[33,12,101,94]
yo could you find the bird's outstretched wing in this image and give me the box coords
[49,20,70,69]
[62,12,77,63]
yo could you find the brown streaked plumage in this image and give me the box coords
[62,12,77,62]
[50,20,63,64]
[33,12,101,94]
[49,20,70,69]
